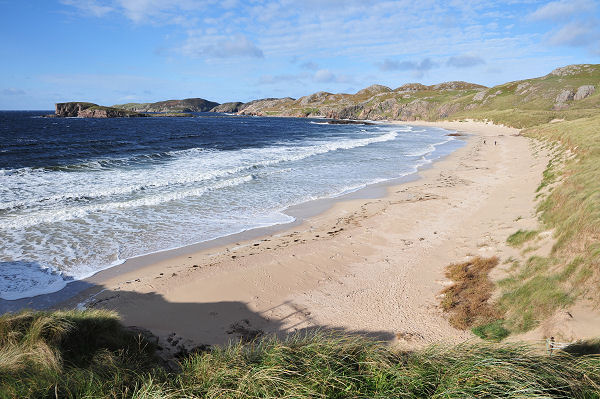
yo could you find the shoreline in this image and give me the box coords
[0,123,459,311]
[7,119,549,351]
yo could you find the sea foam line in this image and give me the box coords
[0,129,400,212]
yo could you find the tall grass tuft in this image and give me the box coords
[0,309,159,399]
[2,310,600,398]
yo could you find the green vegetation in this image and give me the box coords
[494,115,600,332]
[471,320,510,342]
[2,310,600,399]
[507,229,539,247]
[0,309,158,398]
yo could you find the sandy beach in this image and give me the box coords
[61,120,549,351]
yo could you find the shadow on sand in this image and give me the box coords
[2,282,396,354]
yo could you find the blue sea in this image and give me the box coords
[0,111,464,300]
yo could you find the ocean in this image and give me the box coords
[0,111,464,300]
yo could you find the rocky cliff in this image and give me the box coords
[114,98,219,113]
[54,102,146,118]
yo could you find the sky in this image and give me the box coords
[1,0,599,109]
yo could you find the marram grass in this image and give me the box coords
[497,115,600,332]
[1,310,600,398]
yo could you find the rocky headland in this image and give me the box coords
[52,102,147,118]
[113,98,219,113]
[50,102,198,118]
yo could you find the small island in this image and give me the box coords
[47,99,218,118]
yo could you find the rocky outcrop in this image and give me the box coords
[355,84,391,97]
[473,90,488,101]
[114,98,219,113]
[237,98,296,116]
[549,64,597,77]
[574,85,595,100]
[55,102,95,117]
[555,89,575,104]
[55,102,146,118]
[298,91,332,105]
[210,102,244,113]
[432,81,486,91]
[394,83,428,92]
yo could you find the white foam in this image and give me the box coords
[0,175,255,229]
[0,130,399,214]
[0,262,68,300]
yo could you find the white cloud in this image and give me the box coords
[60,0,113,17]
[550,21,600,46]
[529,0,596,21]
[312,70,354,84]
[258,73,307,85]
[378,58,438,77]
[528,0,599,53]
[181,35,264,58]
[446,54,485,68]
[2,88,26,96]
[313,69,336,83]
[300,61,319,70]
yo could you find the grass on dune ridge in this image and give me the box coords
[438,115,600,336]
[492,114,600,333]
[1,309,600,399]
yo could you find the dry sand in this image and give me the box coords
[64,120,552,351]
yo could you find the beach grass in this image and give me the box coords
[493,115,600,332]
[0,309,159,399]
[2,310,600,398]
[507,229,539,247]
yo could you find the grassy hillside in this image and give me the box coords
[2,310,599,398]
[240,65,599,126]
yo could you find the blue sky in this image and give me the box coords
[1,0,599,109]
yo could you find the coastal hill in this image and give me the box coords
[237,64,599,128]
[53,64,598,124]
[113,97,219,113]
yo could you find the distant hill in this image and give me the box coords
[233,64,599,128]
[113,98,219,113]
